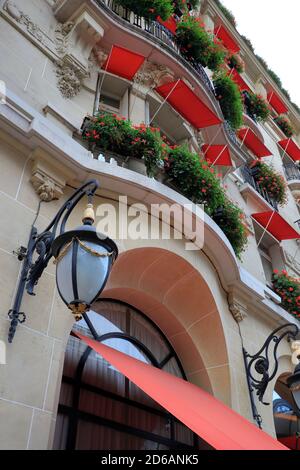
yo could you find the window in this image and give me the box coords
[259,246,274,286]
[53,300,206,450]
[98,93,121,114]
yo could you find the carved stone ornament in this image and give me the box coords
[228,293,248,322]
[134,60,175,88]
[30,151,66,202]
[54,21,74,55]
[3,0,48,45]
[56,58,87,99]
[92,45,109,69]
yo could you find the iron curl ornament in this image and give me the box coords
[7,180,118,343]
[243,323,299,428]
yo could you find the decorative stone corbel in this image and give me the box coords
[134,60,174,89]
[228,292,248,322]
[55,8,106,97]
[30,149,68,202]
[92,44,108,69]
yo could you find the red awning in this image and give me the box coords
[238,128,272,158]
[75,332,288,451]
[214,25,240,53]
[252,211,300,242]
[228,68,251,92]
[278,139,300,162]
[157,15,177,34]
[102,45,145,81]
[155,80,222,129]
[202,144,233,166]
[268,91,288,114]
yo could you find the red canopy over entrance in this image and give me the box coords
[252,211,300,242]
[238,128,272,158]
[278,139,300,162]
[75,332,288,451]
[268,91,288,114]
[202,144,233,166]
[102,45,145,81]
[155,80,222,129]
[214,25,240,53]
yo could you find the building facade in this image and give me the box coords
[0,0,300,450]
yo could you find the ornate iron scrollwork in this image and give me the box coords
[243,323,299,427]
[7,180,100,342]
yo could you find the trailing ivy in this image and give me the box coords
[243,91,270,122]
[164,145,248,257]
[176,16,226,71]
[251,161,288,206]
[274,114,294,138]
[213,71,243,130]
[273,270,300,319]
[115,0,174,21]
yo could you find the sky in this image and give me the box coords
[221,0,300,108]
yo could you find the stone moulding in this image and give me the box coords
[30,149,68,202]
[228,292,248,323]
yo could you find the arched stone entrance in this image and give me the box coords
[103,247,232,405]
[50,246,234,450]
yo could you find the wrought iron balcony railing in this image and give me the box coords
[95,0,251,159]
[240,166,279,211]
[283,163,300,182]
[95,0,215,94]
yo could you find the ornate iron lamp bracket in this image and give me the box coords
[243,323,299,427]
[7,180,99,343]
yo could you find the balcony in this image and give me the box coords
[240,166,279,211]
[96,0,215,95]
[94,0,246,153]
[283,163,300,192]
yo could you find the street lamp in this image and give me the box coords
[7,180,118,343]
[243,323,299,428]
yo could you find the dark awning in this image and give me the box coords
[214,25,240,53]
[268,91,288,114]
[202,144,233,166]
[238,128,272,158]
[278,139,300,162]
[155,80,222,129]
[252,211,300,241]
[102,45,145,81]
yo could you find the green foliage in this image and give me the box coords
[267,69,282,88]
[164,145,248,256]
[212,200,248,258]
[176,16,212,65]
[129,123,167,177]
[213,71,243,129]
[214,0,237,27]
[115,0,173,21]
[274,114,294,138]
[253,162,288,206]
[272,271,300,319]
[82,114,164,176]
[240,34,255,52]
[227,53,245,73]
[244,92,270,122]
